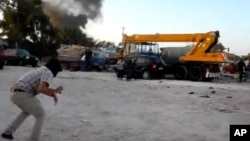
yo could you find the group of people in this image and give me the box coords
[237,58,250,82]
[116,57,137,80]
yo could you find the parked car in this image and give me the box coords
[125,53,166,79]
[222,62,238,74]
[5,49,39,67]
[0,45,6,69]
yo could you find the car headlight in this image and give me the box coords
[25,56,30,59]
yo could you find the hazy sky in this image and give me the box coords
[86,0,250,55]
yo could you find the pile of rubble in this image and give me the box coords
[57,44,86,58]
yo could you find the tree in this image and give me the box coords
[0,0,61,57]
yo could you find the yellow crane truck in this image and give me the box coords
[120,30,232,81]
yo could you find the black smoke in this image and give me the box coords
[42,0,103,28]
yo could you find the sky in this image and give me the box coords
[85,0,250,55]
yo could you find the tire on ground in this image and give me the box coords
[189,66,203,81]
[174,65,188,80]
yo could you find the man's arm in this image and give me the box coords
[38,81,62,97]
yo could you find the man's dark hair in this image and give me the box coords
[45,58,62,77]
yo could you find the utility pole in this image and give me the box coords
[121,26,125,42]
[122,27,125,35]
[122,26,125,41]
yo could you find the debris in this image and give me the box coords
[200,95,210,98]
[211,90,216,94]
[209,87,214,89]
[227,96,232,98]
[72,134,79,137]
[159,80,163,83]
[189,92,195,94]
[81,120,90,123]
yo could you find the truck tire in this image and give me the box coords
[174,65,188,80]
[189,66,203,81]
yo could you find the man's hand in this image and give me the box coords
[55,86,63,94]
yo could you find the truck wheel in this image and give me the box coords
[189,66,203,81]
[142,71,150,80]
[174,65,188,80]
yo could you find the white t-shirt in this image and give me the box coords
[81,55,86,61]
[116,60,125,70]
[245,60,249,66]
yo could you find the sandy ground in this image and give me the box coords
[0,66,250,141]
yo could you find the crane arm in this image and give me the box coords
[123,31,219,43]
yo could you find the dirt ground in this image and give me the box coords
[0,66,250,141]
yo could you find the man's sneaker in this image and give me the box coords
[1,133,14,140]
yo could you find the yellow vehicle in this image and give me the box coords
[121,30,230,81]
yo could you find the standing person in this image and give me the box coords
[116,57,125,80]
[80,53,86,71]
[245,58,249,67]
[245,63,250,80]
[126,59,133,81]
[237,58,246,82]
[1,58,63,141]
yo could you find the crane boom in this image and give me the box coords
[123,31,219,43]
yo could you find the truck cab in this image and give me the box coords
[91,50,108,71]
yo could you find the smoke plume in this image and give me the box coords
[42,0,103,28]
